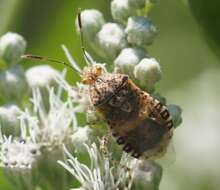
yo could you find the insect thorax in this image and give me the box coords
[90,73,141,126]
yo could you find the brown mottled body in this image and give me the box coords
[89,72,174,159]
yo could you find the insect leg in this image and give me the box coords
[100,130,111,156]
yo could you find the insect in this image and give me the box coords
[81,65,174,159]
[22,10,174,160]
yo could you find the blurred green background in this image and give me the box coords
[0,0,220,190]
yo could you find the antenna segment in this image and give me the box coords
[21,54,81,74]
[77,9,94,66]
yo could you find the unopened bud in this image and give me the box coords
[114,47,146,79]
[111,0,135,24]
[76,9,105,40]
[0,32,26,65]
[167,104,182,127]
[96,23,127,59]
[125,16,157,46]
[0,65,28,102]
[134,58,161,91]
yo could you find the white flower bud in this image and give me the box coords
[128,0,146,9]
[0,65,28,102]
[0,104,21,136]
[96,23,127,59]
[75,9,105,40]
[0,32,26,65]
[71,126,93,153]
[114,47,146,79]
[167,104,182,127]
[125,16,157,46]
[26,65,60,89]
[111,0,135,24]
[134,58,161,91]
[132,160,162,190]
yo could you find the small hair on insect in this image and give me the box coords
[21,54,82,74]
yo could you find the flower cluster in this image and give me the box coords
[77,0,182,124]
[0,32,79,189]
[58,143,162,190]
[0,0,182,190]
[0,31,159,190]
[77,0,158,92]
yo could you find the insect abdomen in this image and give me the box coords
[112,117,172,159]
[110,85,173,159]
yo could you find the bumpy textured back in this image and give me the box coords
[90,73,173,159]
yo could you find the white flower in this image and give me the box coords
[58,143,133,190]
[26,65,62,110]
[0,104,21,136]
[0,135,40,169]
[96,23,127,59]
[0,65,28,102]
[76,9,105,41]
[4,82,77,153]
[134,58,161,91]
[125,16,157,46]
[0,75,80,189]
[167,104,182,127]
[131,160,162,190]
[0,32,26,65]
[26,65,60,89]
[114,47,146,79]
[111,0,135,24]
[28,88,76,150]
[55,67,92,113]
[71,126,93,153]
[128,0,146,9]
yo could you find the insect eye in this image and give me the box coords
[95,66,102,76]
[122,76,128,83]
[82,79,88,84]
[82,78,92,84]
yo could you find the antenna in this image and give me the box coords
[21,9,93,73]
[21,54,82,74]
[77,8,94,66]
